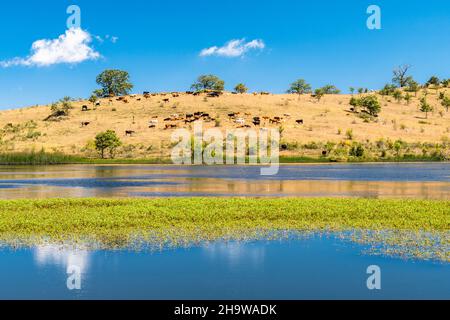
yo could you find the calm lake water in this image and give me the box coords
[0,163,448,299]
[0,235,448,300]
[0,163,449,199]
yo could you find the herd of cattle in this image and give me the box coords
[78,91,305,136]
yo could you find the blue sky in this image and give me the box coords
[0,0,449,109]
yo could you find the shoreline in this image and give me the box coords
[0,152,448,166]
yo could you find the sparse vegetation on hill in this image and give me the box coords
[44,97,73,121]
[0,67,448,163]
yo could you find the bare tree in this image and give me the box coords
[392,64,412,88]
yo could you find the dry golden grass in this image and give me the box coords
[0,89,449,158]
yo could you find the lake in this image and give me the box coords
[0,163,448,299]
[0,163,449,199]
[0,234,449,300]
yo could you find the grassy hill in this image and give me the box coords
[0,89,449,162]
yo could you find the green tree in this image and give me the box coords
[349,87,355,95]
[234,83,248,94]
[319,85,341,94]
[404,93,412,105]
[89,94,98,107]
[96,70,133,97]
[349,96,361,111]
[426,76,440,88]
[442,79,450,88]
[406,79,420,97]
[360,95,381,117]
[287,79,312,95]
[191,75,225,92]
[392,89,403,103]
[313,88,325,102]
[441,96,450,112]
[95,130,122,159]
[379,84,396,96]
[420,97,433,119]
[392,64,412,87]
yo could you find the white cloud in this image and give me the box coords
[200,38,265,58]
[0,28,100,67]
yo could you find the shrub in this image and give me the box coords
[349,144,364,157]
[346,129,354,140]
[420,97,433,119]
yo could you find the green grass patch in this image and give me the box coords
[0,151,447,165]
[0,151,82,165]
[0,198,448,256]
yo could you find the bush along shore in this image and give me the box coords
[0,198,448,261]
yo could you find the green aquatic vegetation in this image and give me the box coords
[0,198,448,260]
[339,230,449,262]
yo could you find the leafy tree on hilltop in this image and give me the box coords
[96,70,133,97]
[426,76,440,88]
[319,85,341,94]
[191,75,225,92]
[287,79,312,95]
[234,83,248,94]
[95,130,122,159]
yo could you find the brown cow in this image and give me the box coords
[164,124,178,130]
[125,130,135,136]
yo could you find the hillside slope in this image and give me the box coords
[0,90,449,160]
